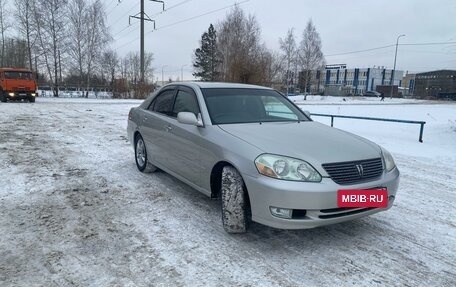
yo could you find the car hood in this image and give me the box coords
[218,121,382,171]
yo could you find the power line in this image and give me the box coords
[106,0,122,17]
[400,41,456,46]
[151,0,250,33]
[112,0,193,41]
[325,45,395,57]
[113,0,194,44]
[164,0,193,12]
[117,1,249,50]
[108,1,139,30]
[325,41,456,57]
[112,22,139,39]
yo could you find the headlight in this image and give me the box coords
[31,93,36,97]
[255,154,322,182]
[381,147,396,172]
[8,92,14,96]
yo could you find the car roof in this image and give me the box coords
[164,82,273,90]
[0,67,33,72]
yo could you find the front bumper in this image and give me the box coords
[6,92,35,101]
[243,167,400,229]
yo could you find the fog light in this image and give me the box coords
[270,206,292,219]
[8,92,14,97]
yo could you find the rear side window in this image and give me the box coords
[149,90,174,115]
[172,90,200,117]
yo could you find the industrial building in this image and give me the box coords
[323,65,403,97]
[413,70,456,100]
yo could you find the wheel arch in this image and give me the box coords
[133,130,142,144]
[210,162,251,209]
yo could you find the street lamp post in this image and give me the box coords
[181,64,187,82]
[161,65,167,86]
[390,34,405,99]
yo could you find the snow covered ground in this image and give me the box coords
[0,97,455,286]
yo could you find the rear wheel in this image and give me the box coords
[134,134,157,173]
[221,166,249,233]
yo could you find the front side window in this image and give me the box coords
[172,90,200,117]
[149,90,174,115]
[202,88,308,125]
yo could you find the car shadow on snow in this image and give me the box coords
[147,169,390,251]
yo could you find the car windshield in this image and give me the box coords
[201,88,308,124]
[4,71,32,79]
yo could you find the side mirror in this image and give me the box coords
[177,112,203,127]
[303,110,311,119]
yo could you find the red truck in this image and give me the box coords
[0,68,38,103]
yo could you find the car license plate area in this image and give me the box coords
[337,189,388,208]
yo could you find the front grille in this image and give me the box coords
[322,158,383,185]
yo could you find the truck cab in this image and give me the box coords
[0,68,38,103]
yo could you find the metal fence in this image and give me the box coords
[310,113,426,143]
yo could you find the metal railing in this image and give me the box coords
[310,113,426,143]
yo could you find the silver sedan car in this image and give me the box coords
[127,82,400,233]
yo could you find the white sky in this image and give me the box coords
[105,0,456,80]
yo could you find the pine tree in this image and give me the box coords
[193,24,222,81]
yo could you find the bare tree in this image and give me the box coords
[217,6,265,84]
[2,37,28,67]
[0,0,11,66]
[117,51,153,98]
[32,0,68,96]
[298,20,325,93]
[100,49,119,87]
[84,0,111,97]
[15,0,35,71]
[279,28,297,94]
[67,0,88,89]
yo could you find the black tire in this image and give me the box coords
[134,134,157,173]
[221,166,248,233]
[0,92,6,102]
[29,97,35,103]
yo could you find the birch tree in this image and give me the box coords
[0,0,11,66]
[33,0,67,96]
[15,0,35,70]
[84,0,111,97]
[298,20,325,93]
[279,28,297,94]
[67,0,88,88]
[217,6,266,84]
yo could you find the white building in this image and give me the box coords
[324,66,404,96]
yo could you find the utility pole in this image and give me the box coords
[130,0,164,83]
[181,64,187,82]
[390,34,405,99]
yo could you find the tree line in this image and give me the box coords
[0,0,153,97]
[0,1,324,98]
[193,6,325,93]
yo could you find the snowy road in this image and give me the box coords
[0,98,455,286]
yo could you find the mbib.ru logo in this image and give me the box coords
[337,189,388,208]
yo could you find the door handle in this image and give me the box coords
[165,125,172,132]
[143,116,148,121]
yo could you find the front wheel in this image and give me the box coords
[134,134,157,173]
[29,97,35,103]
[0,92,6,102]
[221,166,249,233]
